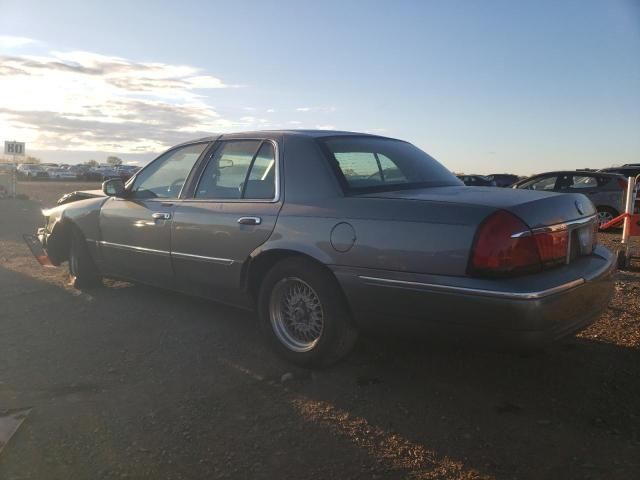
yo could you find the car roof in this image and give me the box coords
[601,166,640,171]
[178,129,395,146]
[525,170,623,178]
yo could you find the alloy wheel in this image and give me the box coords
[269,277,324,352]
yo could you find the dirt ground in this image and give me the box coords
[13,180,102,206]
[0,182,639,479]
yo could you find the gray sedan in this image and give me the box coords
[512,170,627,226]
[33,131,614,366]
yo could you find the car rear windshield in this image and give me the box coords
[319,136,461,193]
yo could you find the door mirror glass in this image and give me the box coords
[102,178,125,197]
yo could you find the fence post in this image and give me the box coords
[619,176,637,268]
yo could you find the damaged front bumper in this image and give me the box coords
[23,230,55,267]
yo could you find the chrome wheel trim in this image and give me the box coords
[269,277,324,353]
[597,210,614,226]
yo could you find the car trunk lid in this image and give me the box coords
[359,186,596,229]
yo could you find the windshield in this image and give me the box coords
[320,136,462,193]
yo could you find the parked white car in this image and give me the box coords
[17,164,49,178]
[47,168,78,180]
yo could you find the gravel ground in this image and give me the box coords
[0,184,638,479]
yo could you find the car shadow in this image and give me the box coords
[1,265,494,479]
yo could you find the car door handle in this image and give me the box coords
[152,212,171,220]
[237,216,261,225]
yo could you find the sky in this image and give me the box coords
[0,0,638,174]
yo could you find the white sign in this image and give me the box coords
[4,141,25,156]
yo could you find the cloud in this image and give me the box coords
[287,120,302,125]
[363,128,387,134]
[315,124,336,130]
[0,36,36,49]
[266,108,276,113]
[296,106,336,113]
[0,49,240,153]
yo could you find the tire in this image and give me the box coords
[68,226,101,289]
[617,249,628,270]
[596,206,617,228]
[258,257,358,367]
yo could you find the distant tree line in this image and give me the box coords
[0,156,123,166]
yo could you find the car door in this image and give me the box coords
[170,139,282,304]
[98,142,209,288]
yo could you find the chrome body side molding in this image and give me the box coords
[99,240,169,257]
[358,275,585,300]
[98,240,234,265]
[171,251,234,265]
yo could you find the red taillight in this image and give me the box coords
[617,178,628,190]
[469,211,575,277]
[469,210,541,276]
[534,230,569,266]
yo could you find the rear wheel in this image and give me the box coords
[68,227,101,289]
[258,257,358,367]
[617,249,629,270]
[596,206,617,228]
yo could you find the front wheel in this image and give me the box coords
[617,249,629,270]
[258,257,358,367]
[68,227,101,289]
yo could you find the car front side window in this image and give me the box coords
[131,143,207,199]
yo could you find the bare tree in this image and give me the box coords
[106,156,123,166]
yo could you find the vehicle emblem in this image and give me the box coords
[575,201,584,215]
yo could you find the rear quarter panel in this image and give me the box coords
[261,197,494,276]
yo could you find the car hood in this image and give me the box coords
[56,189,105,205]
[359,186,595,229]
[75,189,104,197]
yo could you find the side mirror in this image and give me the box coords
[102,178,126,197]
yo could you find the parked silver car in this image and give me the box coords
[512,170,628,226]
[32,131,614,366]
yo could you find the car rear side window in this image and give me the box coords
[320,136,460,193]
[195,140,276,200]
[568,175,598,189]
[244,142,276,199]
